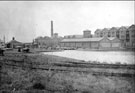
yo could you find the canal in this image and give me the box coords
[43,50,135,64]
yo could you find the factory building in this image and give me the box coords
[35,20,134,50]
[6,37,23,48]
[35,21,63,48]
[35,36,62,48]
[60,37,122,49]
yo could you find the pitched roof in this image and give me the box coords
[61,37,120,43]
[64,35,83,39]
[108,37,116,40]
[7,40,22,44]
[61,37,103,42]
[128,24,135,30]
[95,29,102,32]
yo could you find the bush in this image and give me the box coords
[32,83,45,90]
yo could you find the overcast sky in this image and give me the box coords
[0,1,134,42]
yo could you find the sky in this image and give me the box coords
[0,1,134,42]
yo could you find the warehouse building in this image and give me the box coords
[60,37,122,49]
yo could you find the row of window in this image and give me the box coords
[96,30,132,38]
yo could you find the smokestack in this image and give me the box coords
[51,20,53,37]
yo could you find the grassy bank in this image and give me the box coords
[0,52,135,93]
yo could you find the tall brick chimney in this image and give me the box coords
[51,20,53,37]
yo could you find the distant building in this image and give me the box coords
[128,25,135,47]
[94,29,104,37]
[60,37,122,49]
[109,27,119,37]
[6,37,23,48]
[94,24,135,48]
[53,33,58,38]
[64,35,83,39]
[117,26,128,47]
[83,30,92,38]
[35,36,62,48]
[0,39,5,48]
[94,27,120,38]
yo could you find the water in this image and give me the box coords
[43,50,135,64]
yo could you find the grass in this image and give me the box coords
[0,52,135,93]
[1,67,134,93]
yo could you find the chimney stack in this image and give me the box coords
[51,20,53,37]
[12,37,15,40]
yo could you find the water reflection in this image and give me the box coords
[43,50,135,64]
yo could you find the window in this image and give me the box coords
[121,31,123,34]
[126,31,129,34]
[100,33,103,37]
[108,32,110,37]
[117,35,119,38]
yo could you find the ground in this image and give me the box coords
[0,49,135,93]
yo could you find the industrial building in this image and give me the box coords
[35,20,134,50]
[35,36,62,48]
[60,37,121,49]
[64,30,92,39]
[35,21,63,48]
[61,29,122,49]
[6,37,23,48]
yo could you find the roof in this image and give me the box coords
[118,26,128,30]
[23,42,32,44]
[128,24,135,30]
[104,28,111,30]
[108,37,116,40]
[64,35,83,39]
[61,37,120,43]
[95,29,102,32]
[7,40,22,44]
[61,37,103,42]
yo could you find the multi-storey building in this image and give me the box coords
[102,28,109,37]
[94,25,135,48]
[118,26,128,46]
[109,27,119,37]
[35,36,62,48]
[128,25,135,47]
[94,29,102,37]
